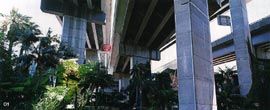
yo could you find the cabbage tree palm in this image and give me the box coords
[0,9,41,79]
[1,9,40,56]
[214,66,259,110]
[128,63,151,110]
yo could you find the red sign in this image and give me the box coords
[102,44,112,51]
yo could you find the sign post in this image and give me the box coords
[217,15,231,26]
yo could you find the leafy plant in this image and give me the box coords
[127,65,178,109]
[78,61,96,77]
[56,59,80,86]
[215,66,259,110]
[78,62,114,109]
[0,9,79,110]
[33,86,69,110]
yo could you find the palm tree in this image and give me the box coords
[0,9,41,79]
[128,63,151,110]
[214,66,259,110]
[36,28,60,70]
[78,62,114,109]
[149,69,178,110]
[215,66,240,110]
[2,9,40,56]
[127,65,178,110]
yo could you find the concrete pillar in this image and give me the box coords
[62,15,87,64]
[174,0,217,110]
[119,78,130,91]
[132,57,150,66]
[229,0,254,96]
[86,49,99,61]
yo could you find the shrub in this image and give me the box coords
[33,86,69,110]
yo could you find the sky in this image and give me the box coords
[0,0,61,35]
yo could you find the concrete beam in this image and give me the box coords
[56,15,63,25]
[121,0,135,42]
[213,53,236,65]
[158,29,175,49]
[40,0,106,24]
[110,0,135,71]
[174,0,217,109]
[91,23,101,61]
[147,7,174,47]
[134,0,158,43]
[121,57,130,72]
[210,3,229,20]
[213,44,234,58]
[119,43,160,60]
[101,0,117,69]
[102,25,107,43]
[86,32,92,49]
[229,0,255,96]
[91,23,100,50]
[101,0,110,44]
[86,0,93,9]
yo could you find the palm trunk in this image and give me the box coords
[135,87,142,110]
[135,87,139,109]
[7,39,14,73]
[19,45,24,57]
[8,40,13,57]
[139,89,142,110]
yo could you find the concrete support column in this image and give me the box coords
[229,0,254,96]
[62,15,87,64]
[86,49,99,61]
[174,0,217,109]
[132,57,150,66]
[119,78,129,91]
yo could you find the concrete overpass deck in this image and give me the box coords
[111,0,233,74]
[40,0,249,73]
[41,0,265,109]
[212,15,270,65]
[154,15,270,72]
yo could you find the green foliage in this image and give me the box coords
[128,65,178,109]
[77,62,114,109]
[78,62,113,90]
[4,8,41,57]
[78,61,96,77]
[33,86,69,110]
[9,87,24,92]
[30,59,80,110]
[147,70,178,109]
[0,32,3,42]
[25,60,114,110]
[0,73,50,109]
[0,9,74,82]
[247,59,270,110]
[215,66,259,110]
[0,9,79,110]
[0,31,6,81]
[56,59,80,86]
[0,9,41,81]
[214,60,270,110]
[36,29,60,70]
